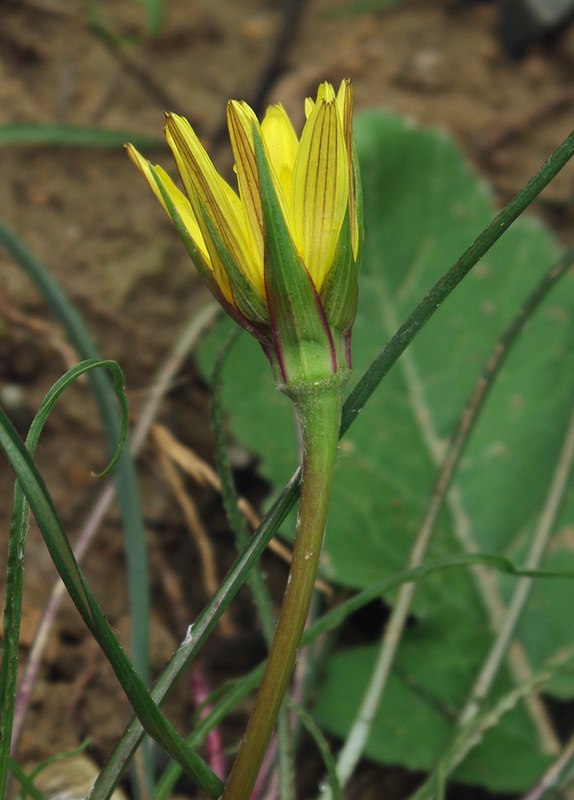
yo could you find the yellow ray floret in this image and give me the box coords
[127,79,358,316]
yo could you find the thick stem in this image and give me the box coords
[221,384,343,800]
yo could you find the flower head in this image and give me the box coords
[127,79,362,390]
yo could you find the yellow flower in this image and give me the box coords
[127,79,362,387]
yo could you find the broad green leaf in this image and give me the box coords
[197,111,574,789]
[312,641,554,793]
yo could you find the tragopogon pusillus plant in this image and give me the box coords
[127,78,362,798]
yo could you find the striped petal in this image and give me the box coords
[227,101,296,248]
[335,79,360,260]
[260,104,299,203]
[226,101,264,262]
[165,113,264,298]
[291,86,349,291]
[125,144,209,263]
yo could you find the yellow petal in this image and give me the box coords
[261,104,299,201]
[304,97,315,119]
[291,90,349,290]
[315,82,337,104]
[228,100,295,257]
[335,79,359,259]
[335,79,352,143]
[304,81,335,119]
[165,114,241,237]
[126,144,210,262]
[165,113,264,298]
[226,101,264,260]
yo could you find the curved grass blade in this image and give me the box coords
[0,406,224,800]
[7,759,45,800]
[286,699,341,800]
[0,359,126,798]
[0,220,150,693]
[0,124,165,149]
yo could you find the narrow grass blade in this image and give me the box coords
[286,699,340,800]
[0,359,126,798]
[341,128,574,436]
[0,124,164,149]
[141,0,164,35]
[7,759,46,800]
[0,220,150,692]
[0,403,224,799]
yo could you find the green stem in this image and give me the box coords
[221,384,343,800]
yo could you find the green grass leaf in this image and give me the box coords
[0,124,165,149]
[0,219,151,708]
[0,360,126,798]
[0,393,223,799]
[140,0,164,35]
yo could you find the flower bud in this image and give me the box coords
[127,79,362,391]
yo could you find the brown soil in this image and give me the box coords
[1,0,573,798]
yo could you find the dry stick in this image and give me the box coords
[521,736,574,800]
[149,434,229,782]
[88,22,186,122]
[319,247,574,799]
[409,663,563,800]
[152,424,234,636]
[149,421,332,595]
[459,389,574,725]
[0,293,78,371]
[10,301,220,754]
[247,0,308,117]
